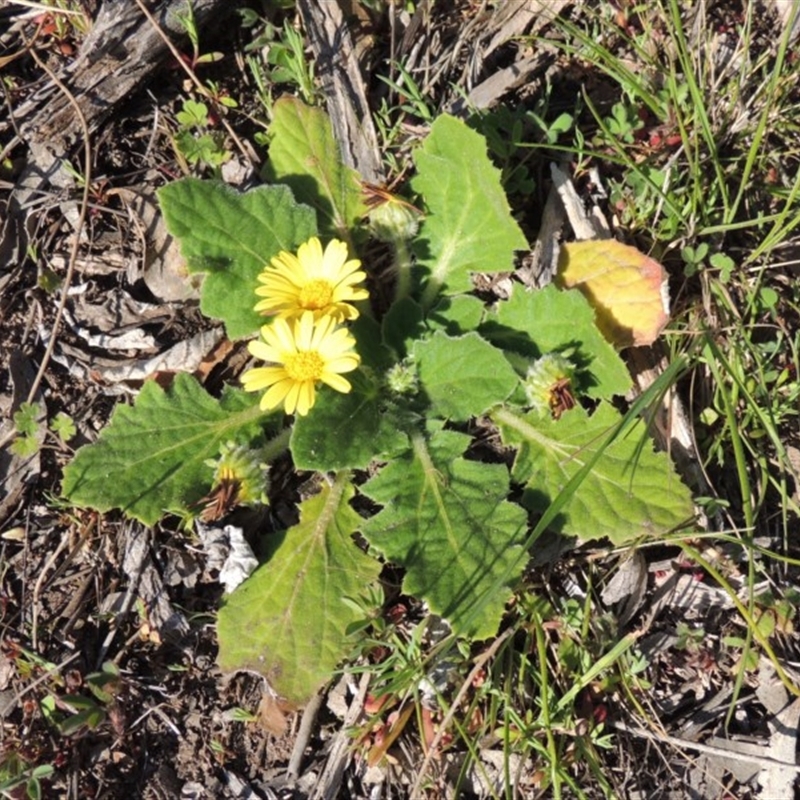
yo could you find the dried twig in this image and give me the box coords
[609,719,800,774]
[287,691,324,781]
[22,28,91,406]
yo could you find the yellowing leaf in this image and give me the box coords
[556,240,669,348]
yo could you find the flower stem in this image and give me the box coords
[263,425,291,462]
[393,239,413,302]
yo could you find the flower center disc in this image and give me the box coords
[285,350,325,382]
[299,279,334,310]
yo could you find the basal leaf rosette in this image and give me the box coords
[254,236,368,322]
[242,312,361,417]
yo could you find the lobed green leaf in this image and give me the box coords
[262,96,367,241]
[495,402,694,545]
[361,426,527,638]
[217,476,381,705]
[413,331,519,421]
[483,285,633,399]
[158,178,316,338]
[62,375,272,525]
[411,115,527,307]
[290,370,409,470]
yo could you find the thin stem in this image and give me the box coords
[393,238,413,302]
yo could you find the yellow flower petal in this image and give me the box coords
[248,339,283,364]
[293,312,315,350]
[262,378,295,411]
[324,356,360,374]
[242,309,360,415]
[283,381,303,415]
[295,381,316,416]
[241,365,286,392]
[253,236,369,321]
[320,372,352,393]
[261,318,297,355]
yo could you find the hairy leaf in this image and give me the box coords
[411,115,527,308]
[217,476,381,705]
[158,178,316,338]
[263,96,367,239]
[381,297,425,358]
[62,375,270,524]
[362,427,527,638]
[495,402,693,545]
[428,294,487,335]
[413,331,519,421]
[291,370,409,470]
[483,285,633,399]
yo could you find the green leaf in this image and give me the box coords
[62,375,273,525]
[11,401,45,457]
[217,475,381,705]
[382,297,425,358]
[175,131,229,168]
[263,96,367,240]
[291,370,409,470]
[411,115,527,308]
[495,403,694,545]
[413,331,519,421]
[10,435,39,458]
[427,294,486,335]
[158,178,316,339]
[483,285,633,399]
[50,412,77,442]
[13,402,39,437]
[176,99,209,128]
[362,427,527,638]
[291,316,408,470]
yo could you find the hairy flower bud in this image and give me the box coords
[205,441,269,507]
[368,200,420,243]
[385,359,419,396]
[523,353,577,419]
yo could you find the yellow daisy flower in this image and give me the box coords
[255,236,369,321]
[241,311,361,416]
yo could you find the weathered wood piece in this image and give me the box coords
[15,0,230,149]
[297,0,383,183]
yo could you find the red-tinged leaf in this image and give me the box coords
[367,705,414,767]
[556,240,670,348]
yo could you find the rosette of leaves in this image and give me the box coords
[63,98,693,704]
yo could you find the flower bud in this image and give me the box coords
[385,359,419,396]
[205,441,269,507]
[523,353,577,419]
[368,199,420,243]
